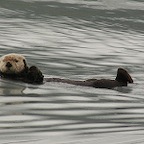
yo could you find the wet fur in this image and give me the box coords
[0,53,28,74]
[0,54,133,88]
[0,54,43,84]
[45,68,133,89]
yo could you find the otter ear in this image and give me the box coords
[23,59,26,67]
[23,59,29,70]
[0,58,1,63]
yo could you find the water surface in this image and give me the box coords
[0,0,144,144]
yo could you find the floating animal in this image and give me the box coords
[0,53,133,88]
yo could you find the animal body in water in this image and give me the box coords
[45,68,133,89]
[0,53,43,84]
[0,53,133,88]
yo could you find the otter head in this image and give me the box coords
[0,53,28,75]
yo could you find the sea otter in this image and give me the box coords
[0,53,133,88]
[0,53,43,84]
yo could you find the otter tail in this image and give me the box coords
[115,68,133,84]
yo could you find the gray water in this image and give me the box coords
[0,0,144,144]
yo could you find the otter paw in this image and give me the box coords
[26,66,44,84]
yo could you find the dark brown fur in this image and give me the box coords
[0,66,133,88]
[0,66,44,84]
[45,68,133,89]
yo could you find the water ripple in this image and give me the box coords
[0,0,144,143]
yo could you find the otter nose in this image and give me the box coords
[6,62,12,68]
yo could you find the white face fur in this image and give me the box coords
[0,53,27,74]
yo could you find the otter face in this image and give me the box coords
[0,53,27,74]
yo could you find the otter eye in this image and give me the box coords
[15,59,18,63]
